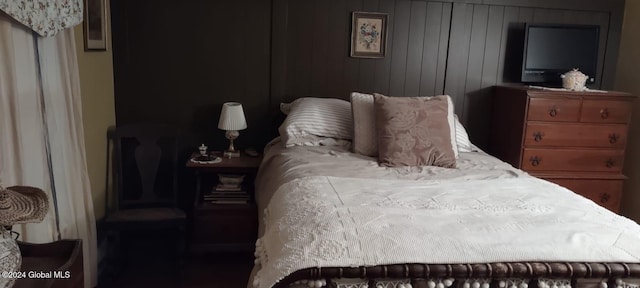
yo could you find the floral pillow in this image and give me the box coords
[351,92,463,158]
[374,93,456,168]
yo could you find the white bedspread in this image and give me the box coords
[252,140,640,288]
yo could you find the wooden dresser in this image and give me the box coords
[489,86,634,213]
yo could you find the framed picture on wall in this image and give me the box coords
[83,0,107,51]
[350,11,388,58]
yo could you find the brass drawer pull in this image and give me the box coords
[530,156,541,167]
[600,108,609,119]
[600,193,610,203]
[549,106,558,117]
[533,132,544,142]
[605,158,615,168]
[609,133,619,144]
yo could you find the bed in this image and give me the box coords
[248,95,640,288]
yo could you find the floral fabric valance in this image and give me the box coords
[0,0,83,37]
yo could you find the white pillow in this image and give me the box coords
[278,97,353,147]
[454,115,475,152]
[350,92,377,156]
[350,92,460,158]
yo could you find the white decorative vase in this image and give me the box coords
[560,69,589,91]
[0,227,21,288]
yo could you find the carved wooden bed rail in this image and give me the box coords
[274,263,640,288]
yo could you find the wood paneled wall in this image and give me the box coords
[111,0,272,151]
[271,0,624,148]
[271,0,452,105]
[111,0,625,150]
[445,3,614,147]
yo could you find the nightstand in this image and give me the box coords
[186,152,262,252]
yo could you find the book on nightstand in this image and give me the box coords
[214,183,243,192]
[209,199,250,204]
[203,183,251,204]
[203,193,250,200]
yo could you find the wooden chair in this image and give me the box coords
[104,123,186,276]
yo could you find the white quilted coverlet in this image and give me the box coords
[253,174,640,288]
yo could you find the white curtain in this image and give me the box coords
[0,13,97,288]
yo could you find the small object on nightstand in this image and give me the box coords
[190,156,222,164]
[191,144,222,164]
[223,150,240,158]
[198,144,208,156]
[245,147,259,157]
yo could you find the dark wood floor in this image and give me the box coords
[100,233,254,288]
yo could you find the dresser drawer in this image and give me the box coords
[522,148,625,172]
[580,100,632,123]
[527,98,581,122]
[523,123,628,148]
[545,178,622,213]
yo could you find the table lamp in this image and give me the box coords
[218,102,247,158]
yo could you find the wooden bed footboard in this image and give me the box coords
[274,263,640,288]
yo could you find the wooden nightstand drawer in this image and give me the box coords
[546,178,622,213]
[522,148,625,172]
[523,123,627,148]
[193,204,257,246]
[527,97,581,122]
[580,100,632,123]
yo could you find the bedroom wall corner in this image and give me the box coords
[616,0,640,223]
[73,16,115,221]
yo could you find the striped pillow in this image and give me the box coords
[454,115,475,152]
[279,97,353,147]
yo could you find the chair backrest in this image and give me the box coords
[107,123,180,211]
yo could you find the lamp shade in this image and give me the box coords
[218,102,247,131]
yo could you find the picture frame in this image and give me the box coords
[83,0,107,51]
[350,11,388,58]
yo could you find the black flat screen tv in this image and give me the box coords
[521,23,600,85]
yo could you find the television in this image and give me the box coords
[521,23,600,85]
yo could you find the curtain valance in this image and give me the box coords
[0,0,82,36]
